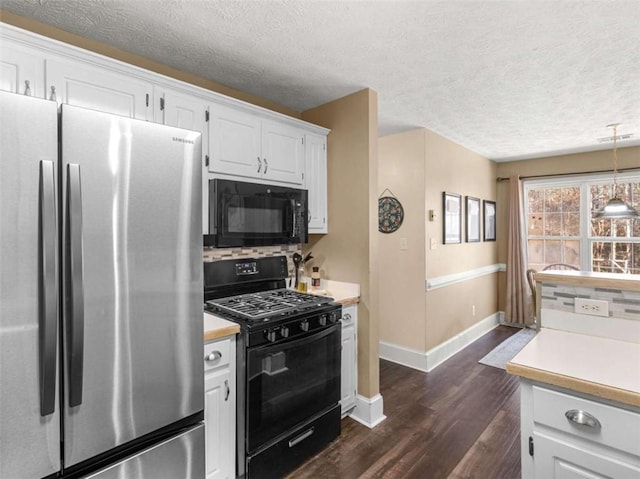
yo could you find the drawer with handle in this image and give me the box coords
[532,384,640,457]
[204,338,231,372]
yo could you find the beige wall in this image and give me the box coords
[301,89,379,399]
[495,146,640,311]
[0,9,300,118]
[378,128,498,353]
[378,129,427,351]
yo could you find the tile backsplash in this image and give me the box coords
[541,283,640,321]
[203,244,302,278]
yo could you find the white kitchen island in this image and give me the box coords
[507,270,640,479]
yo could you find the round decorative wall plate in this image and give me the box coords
[378,196,404,233]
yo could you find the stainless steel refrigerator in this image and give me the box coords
[0,90,205,479]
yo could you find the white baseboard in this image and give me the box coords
[379,313,501,373]
[348,394,386,429]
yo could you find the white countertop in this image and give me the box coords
[507,329,640,407]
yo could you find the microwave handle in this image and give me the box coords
[291,199,297,238]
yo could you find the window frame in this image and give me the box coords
[523,171,640,273]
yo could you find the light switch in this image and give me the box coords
[430,237,437,250]
[400,237,408,250]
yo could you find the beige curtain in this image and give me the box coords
[505,175,534,325]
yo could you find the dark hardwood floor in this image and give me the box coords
[286,325,522,479]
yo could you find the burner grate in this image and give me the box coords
[207,289,332,321]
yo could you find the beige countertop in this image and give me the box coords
[298,278,360,306]
[203,312,240,342]
[535,270,640,292]
[507,329,640,407]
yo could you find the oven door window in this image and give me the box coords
[222,194,294,239]
[246,325,340,453]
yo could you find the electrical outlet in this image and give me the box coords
[574,298,609,317]
[400,237,408,250]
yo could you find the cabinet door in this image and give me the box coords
[0,40,45,97]
[341,305,357,415]
[205,368,233,479]
[261,119,304,185]
[304,133,328,233]
[156,87,210,233]
[534,432,640,478]
[209,103,261,179]
[45,56,151,120]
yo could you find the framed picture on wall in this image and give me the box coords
[465,196,481,242]
[483,200,496,241]
[443,192,462,244]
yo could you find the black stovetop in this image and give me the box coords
[205,288,334,323]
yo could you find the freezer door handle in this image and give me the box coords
[39,160,58,416]
[66,163,85,408]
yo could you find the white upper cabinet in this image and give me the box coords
[208,103,262,179]
[45,55,152,120]
[260,119,304,184]
[154,86,210,233]
[304,133,328,233]
[209,103,304,185]
[0,39,44,97]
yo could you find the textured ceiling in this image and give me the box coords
[2,0,640,161]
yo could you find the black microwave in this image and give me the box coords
[204,179,308,247]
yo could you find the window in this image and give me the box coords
[524,172,640,274]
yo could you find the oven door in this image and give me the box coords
[246,323,340,453]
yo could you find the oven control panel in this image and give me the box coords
[251,306,342,347]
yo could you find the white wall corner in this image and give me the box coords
[379,313,500,374]
[348,394,386,429]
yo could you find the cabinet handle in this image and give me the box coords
[49,85,57,101]
[343,313,352,322]
[565,409,601,429]
[205,350,222,362]
[257,157,262,173]
[24,80,31,96]
[263,158,268,174]
[224,379,230,401]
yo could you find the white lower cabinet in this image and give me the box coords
[341,304,358,416]
[204,337,236,479]
[519,380,640,479]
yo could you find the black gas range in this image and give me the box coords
[204,256,342,479]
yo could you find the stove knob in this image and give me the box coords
[300,320,309,332]
[329,312,338,323]
[265,330,277,343]
[280,326,290,338]
[319,314,327,326]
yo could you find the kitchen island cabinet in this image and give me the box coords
[508,329,640,478]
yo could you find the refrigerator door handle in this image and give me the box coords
[66,163,85,407]
[39,160,58,416]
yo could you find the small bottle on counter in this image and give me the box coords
[311,266,321,289]
[297,264,308,293]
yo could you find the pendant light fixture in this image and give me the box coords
[593,123,639,219]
